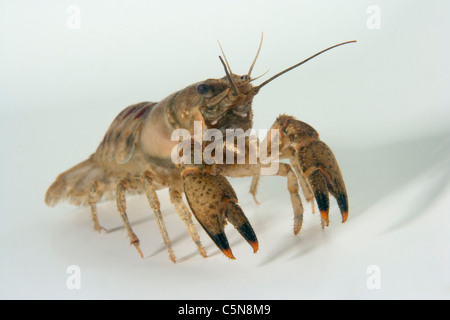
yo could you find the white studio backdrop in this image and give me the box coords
[0,0,449,299]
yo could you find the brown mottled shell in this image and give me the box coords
[94,101,157,164]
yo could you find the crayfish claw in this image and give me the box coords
[300,140,349,226]
[299,140,349,226]
[210,232,235,260]
[183,169,257,259]
[226,201,259,253]
[274,115,349,227]
[308,170,330,227]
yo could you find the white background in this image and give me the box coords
[1,0,449,299]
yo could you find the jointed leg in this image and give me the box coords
[116,180,143,258]
[169,188,207,258]
[248,162,304,234]
[142,172,176,263]
[276,163,304,234]
[88,182,107,233]
[249,174,260,205]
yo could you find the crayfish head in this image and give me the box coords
[195,76,256,132]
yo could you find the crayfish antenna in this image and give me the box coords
[255,40,357,90]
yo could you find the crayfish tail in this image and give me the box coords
[44,155,104,207]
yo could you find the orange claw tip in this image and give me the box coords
[222,248,236,260]
[320,210,329,225]
[342,211,349,223]
[250,241,259,253]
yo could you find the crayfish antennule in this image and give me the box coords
[247,32,264,80]
[218,55,239,96]
[218,40,233,74]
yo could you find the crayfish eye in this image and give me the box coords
[196,84,211,94]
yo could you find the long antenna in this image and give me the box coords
[255,40,357,90]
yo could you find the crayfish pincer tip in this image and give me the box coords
[250,241,259,253]
[342,211,349,223]
[222,248,236,260]
[320,210,330,227]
